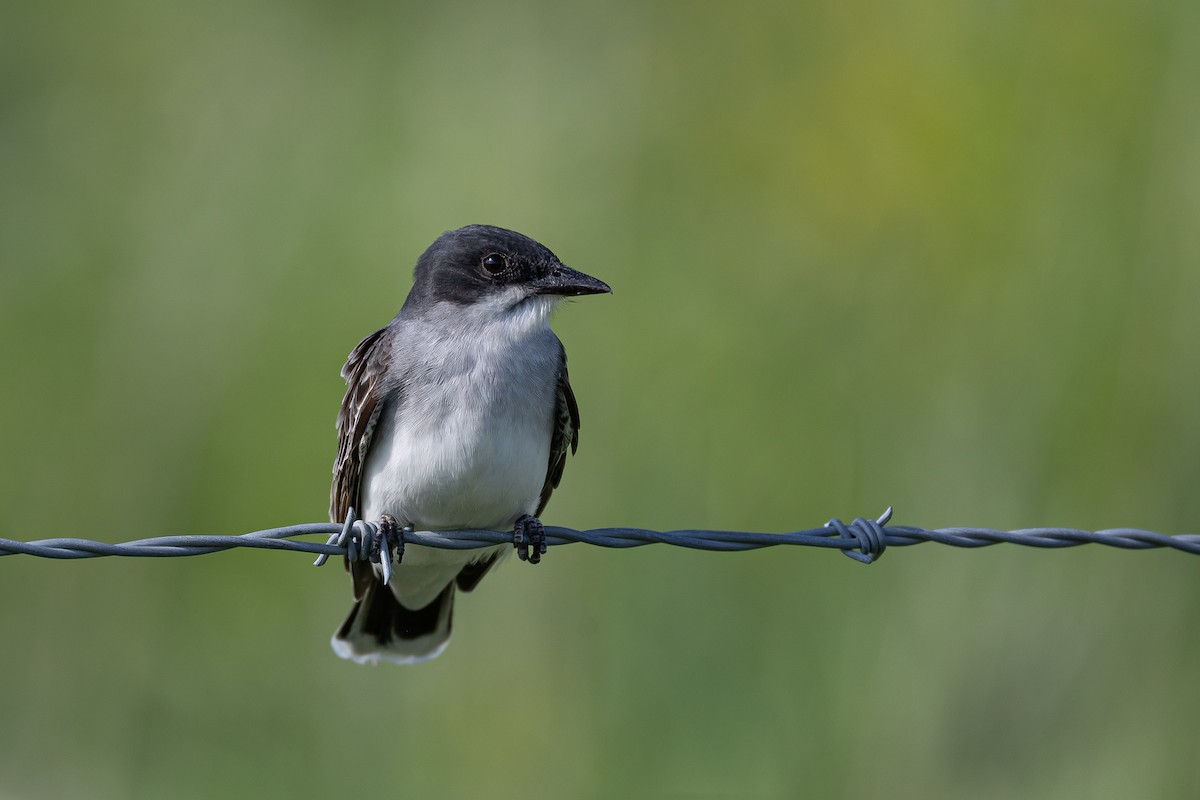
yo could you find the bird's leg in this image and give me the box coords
[513,514,547,565]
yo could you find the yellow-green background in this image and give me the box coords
[2,1,1198,797]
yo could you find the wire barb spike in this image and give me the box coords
[825,507,893,564]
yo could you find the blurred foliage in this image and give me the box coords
[2,0,1199,797]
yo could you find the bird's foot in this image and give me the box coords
[513,514,547,564]
[373,514,406,584]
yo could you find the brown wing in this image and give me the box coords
[536,344,580,516]
[330,326,393,599]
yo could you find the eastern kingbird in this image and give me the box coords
[329,225,610,664]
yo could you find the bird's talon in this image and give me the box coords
[513,514,546,564]
[376,514,404,569]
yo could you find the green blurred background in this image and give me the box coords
[2,0,1198,797]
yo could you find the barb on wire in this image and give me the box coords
[2,507,1199,566]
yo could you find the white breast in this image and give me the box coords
[359,307,560,532]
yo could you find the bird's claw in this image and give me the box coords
[513,514,547,564]
[374,514,406,584]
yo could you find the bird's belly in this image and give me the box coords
[360,402,551,532]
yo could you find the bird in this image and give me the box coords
[329,224,610,664]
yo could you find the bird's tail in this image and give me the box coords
[331,579,455,665]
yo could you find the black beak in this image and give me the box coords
[530,264,612,297]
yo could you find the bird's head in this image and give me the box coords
[405,225,611,327]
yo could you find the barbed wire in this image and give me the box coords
[2,509,1198,573]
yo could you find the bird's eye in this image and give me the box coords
[482,253,507,274]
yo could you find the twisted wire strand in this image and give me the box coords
[2,508,1198,565]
